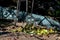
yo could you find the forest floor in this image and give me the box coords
[0,32,60,40]
[0,22,60,40]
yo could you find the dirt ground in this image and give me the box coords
[0,22,60,40]
[0,32,60,40]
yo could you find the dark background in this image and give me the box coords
[0,0,60,17]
